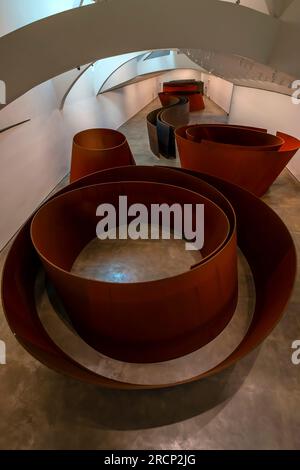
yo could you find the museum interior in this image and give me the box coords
[0,0,300,451]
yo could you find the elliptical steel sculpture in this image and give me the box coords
[1,164,296,389]
[30,177,236,363]
[70,128,135,182]
[176,124,300,196]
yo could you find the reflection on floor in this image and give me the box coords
[72,234,202,283]
[0,96,299,450]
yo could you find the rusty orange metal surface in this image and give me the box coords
[163,84,200,93]
[158,93,179,107]
[176,124,300,196]
[161,80,205,111]
[185,124,284,150]
[1,165,296,389]
[30,178,236,363]
[186,94,205,112]
[163,79,204,94]
[70,128,135,182]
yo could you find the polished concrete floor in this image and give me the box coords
[72,234,203,283]
[0,97,299,449]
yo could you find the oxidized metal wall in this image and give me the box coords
[1,165,296,389]
[176,124,300,196]
[70,128,135,182]
[161,80,205,111]
[30,179,236,363]
[147,96,189,158]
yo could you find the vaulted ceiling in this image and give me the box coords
[1,0,300,104]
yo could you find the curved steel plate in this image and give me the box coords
[1,166,296,389]
[70,128,135,182]
[176,124,300,196]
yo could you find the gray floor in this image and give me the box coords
[0,97,299,450]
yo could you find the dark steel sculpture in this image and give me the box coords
[147,96,189,158]
[1,165,296,389]
[161,79,205,111]
[176,124,300,196]
[70,128,135,182]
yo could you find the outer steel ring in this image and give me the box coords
[1,166,296,389]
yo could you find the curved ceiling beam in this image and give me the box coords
[99,71,171,94]
[96,52,149,95]
[0,0,279,104]
[98,53,203,95]
[59,63,93,110]
[56,51,149,110]
[58,50,201,108]
[100,70,196,94]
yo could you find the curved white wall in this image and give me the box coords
[202,73,233,114]
[100,51,203,94]
[229,85,300,180]
[0,0,76,37]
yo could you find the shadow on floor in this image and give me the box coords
[38,348,259,431]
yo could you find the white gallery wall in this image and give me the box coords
[157,68,203,91]
[229,85,300,180]
[202,73,233,114]
[98,51,203,94]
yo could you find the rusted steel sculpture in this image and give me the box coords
[163,80,204,94]
[160,79,205,112]
[147,96,189,158]
[70,128,135,182]
[30,179,236,363]
[1,165,296,389]
[176,124,300,196]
